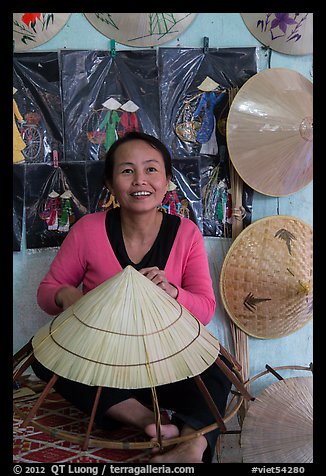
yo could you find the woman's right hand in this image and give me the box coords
[55,286,83,310]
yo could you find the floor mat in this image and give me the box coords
[13,391,152,463]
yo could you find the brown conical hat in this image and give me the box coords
[226,67,313,197]
[83,13,197,47]
[13,13,71,52]
[241,13,313,56]
[241,376,313,463]
[32,266,220,389]
[219,215,313,339]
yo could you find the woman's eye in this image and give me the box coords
[147,167,157,173]
[122,168,133,174]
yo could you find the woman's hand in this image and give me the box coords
[55,286,83,310]
[139,267,178,299]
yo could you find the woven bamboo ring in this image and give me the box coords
[13,341,245,451]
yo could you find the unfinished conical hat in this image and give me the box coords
[219,215,313,339]
[241,13,313,56]
[32,266,220,388]
[226,68,313,197]
[241,377,313,463]
[13,13,71,52]
[83,13,197,47]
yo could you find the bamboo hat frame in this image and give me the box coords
[226,67,313,197]
[220,215,313,339]
[14,266,254,451]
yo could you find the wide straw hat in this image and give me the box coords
[226,67,313,197]
[219,215,313,339]
[32,266,220,389]
[241,376,313,463]
[83,13,197,47]
[13,13,71,52]
[241,13,313,56]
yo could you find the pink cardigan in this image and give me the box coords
[37,211,216,325]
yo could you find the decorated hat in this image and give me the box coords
[32,266,220,389]
[219,215,313,339]
[241,376,313,463]
[13,13,71,52]
[226,67,313,197]
[83,13,197,47]
[241,13,313,56]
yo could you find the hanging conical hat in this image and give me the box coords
[32,266,220,389]
[219,215,313,339]
[241,376,313,463]
[241,13,313,56]
[13,13,71,52]
[226,67,313,197]
[83,13,197,47]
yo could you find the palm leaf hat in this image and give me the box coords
[220,215,313,339]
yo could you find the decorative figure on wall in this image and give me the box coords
[35,166,87,234]
[175,76,226,154]
[87,98,140,157]
[58,190,75,232]
[96,187,120,212]
[19,111,43,162]
[99,98,122,151]
[118,101,140,136]
[39,190,61,231]
[13,87,26,163]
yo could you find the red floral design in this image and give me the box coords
[21,13,41,27]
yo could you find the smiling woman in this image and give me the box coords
[33,131,231,463]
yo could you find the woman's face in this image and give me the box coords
[107,139,170,214]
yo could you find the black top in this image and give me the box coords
[105,208,181,271]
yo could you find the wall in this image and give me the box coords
[13,13,313,392]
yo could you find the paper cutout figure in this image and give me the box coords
[58,190,75,232]
[175,76,226,154]
[87,98,140,154]
[39,190,61,230]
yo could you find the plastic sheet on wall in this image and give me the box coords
[25,163,89,249]
[13,52,63,164]
[60,50,160,161]
[168,158,203,232]
[13,164,25,251]
[158,47,258,158]
[159,47,257,236]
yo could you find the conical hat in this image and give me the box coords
[241,13,313,56]
[241,376,313,463]
[226,67,313,197]
[32,266,220,388]
[13,13,71,52]
[83,13,197,47]
[219,215,313,339]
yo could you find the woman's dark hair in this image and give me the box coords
[104,131,173,184]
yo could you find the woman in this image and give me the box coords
[32,131,231,463]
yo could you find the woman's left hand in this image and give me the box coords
[139,267,178,299]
